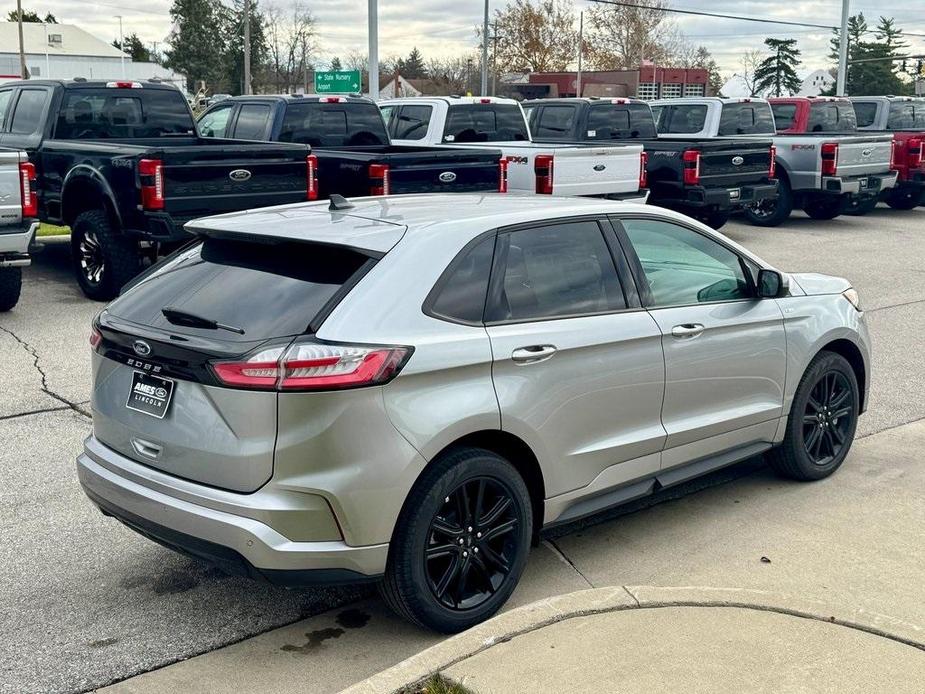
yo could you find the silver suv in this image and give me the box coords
[77,194,870,632]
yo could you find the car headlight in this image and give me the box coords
[842,288,862,312]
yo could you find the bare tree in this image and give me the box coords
[585,0,683,70]
[737,49,764,97]
[491,0,578,73]
[264,1,317,92]
[426,56,479,94]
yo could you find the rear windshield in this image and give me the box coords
[807,101,857,132]
[587,103,657,139]
[770,103,797,130]
[443,104,529,142]
[887,100,925,130]
[279,101,389,147]
[718,103,776,136]
[108,238,371,341]
[55,88,195,139]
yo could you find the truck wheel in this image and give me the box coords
[743,179,793,227]
[0,267,23,312]
[886,189,920,210]
[802,196,843,220]
[71,209,140,301]
[844,196,879,216]
[695,209,730,230]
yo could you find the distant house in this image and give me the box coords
[0,22,184,90]
[798,70,835,96]
[378,75,422,99]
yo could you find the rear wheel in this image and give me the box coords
[743,178,793,227]
[0,267,23,312]
[802,195,844,220]
[381,447,533,633]
[886,188,921,210]
[71,209,140,301]
[768,351,859,481]
[844,195,879,216]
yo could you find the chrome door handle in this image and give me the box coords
[511,345,557,364]
[671,323,705,339]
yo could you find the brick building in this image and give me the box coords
[505,65,711,101]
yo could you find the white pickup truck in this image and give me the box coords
[379,96,647,200]
[0,148,39,311]
[651,97,897,225]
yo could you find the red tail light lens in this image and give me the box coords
[369,163,390,195]
[638,151,648,189]
[890,140,899,171]
[320,96,344,103]
[908,138,923,169]
[306,154,318,200]
[498,157,508,193]
[821,142,839,176]
[89,326,103,352]
[682,149,701,186]
[106,81,142,88]
[211,341,411,391]
[535,154,554,194]
[19,161,37,217]
[768,145,777,179]
[139,158,164,210]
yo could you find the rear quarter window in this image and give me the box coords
[718,104,775,136]
[425,234,496,324]
[533,105,577,140]
[10,89,48,134]
[770,104,797,130]
[660,104,708,134]
[233,104,271,140]
[392,105,432,141]
[853,102,878,128]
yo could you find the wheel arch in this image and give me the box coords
[818,338,868,412]
[62,167,122,229]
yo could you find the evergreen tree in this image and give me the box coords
[398,47,427,79]
[112,34,153,63]
[6,8,57,21]
[824,13,906,95]
[330,56,343,71]
[164,0,229,92]
[754,38,802,97]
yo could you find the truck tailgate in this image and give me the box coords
[387,148,502,194]
[549,145,643,196]
[832,136,894,178]
[0,149,23,229]
[699,143,774,186]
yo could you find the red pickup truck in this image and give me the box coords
[850,96,924,210]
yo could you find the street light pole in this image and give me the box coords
[576,11,583,97]
[116,15,125,77]
[836,0,850,95]
[491,24,498,96]
[16,0,27,79]
[368,0,379,99]
[481,0,489,95]
[42,22,49,78]
[243,0,252,94]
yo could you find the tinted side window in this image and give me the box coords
[770,104,797,130]
[393,105,432,140]
[427,234,496,323]
[233,104,271,140]
[587,104,657,139]
[887,101,925,130]
[534,106,577,140]
[622,219,750,307]
[808,102,857,133]
[718,104,775,136]
[0,89,12,131]
[486,221,625,322]
[661,104,707,134]
[10,89,48,134]
[199,104,233,137]
[853,101,877,128]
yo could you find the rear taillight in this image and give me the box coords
[19,162,37,218]
[682,149,701,186]
[369,163,390,195]
[139,158,164,210]
[319,96,344,103]
[106,81,142,89]
[498,157,508,193]
[211,341,411,392]
[768,145,777,179]
[890,140,899,171]
[907,138,923,168]
[306,154,318,200]
[638,151,648,189]
[89,326,102,352]
[535,154,554,194]
[821,142,838,176]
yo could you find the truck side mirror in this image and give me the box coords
[757,269,788,298]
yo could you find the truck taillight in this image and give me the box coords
[535,154,554,194]
[890,140,899,171]
[306,154,318,200]
[369,163,390,195]
[211,341,411,391]
[638,151,648,189]
[19,162,37,218]
[768,145,777,179]
[139,158,164,210]
[821,142,839,176]
[319,96,344,103]
[106,81,142,89]
[682,149,701,186]
[498,157,508,193]
[907,138,923,168]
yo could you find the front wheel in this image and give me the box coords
[768,351,859,481]
[802,195,844,220]
[0,266,23,312]
[71,209,140,301]
[381,447,533,633]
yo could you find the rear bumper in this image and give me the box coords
[822,171,898,196]
[76,436,389,584]
[0,220,38,266]
[124,213,197,243]
[603,188,649,203]
[678,181,778,210]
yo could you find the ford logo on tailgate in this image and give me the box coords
[229,169,252,182]
[438,171,457,183]
[861,148,873,157]
[731,156,745,166]
[593,164,606,172]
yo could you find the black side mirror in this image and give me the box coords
[757,269,788,298]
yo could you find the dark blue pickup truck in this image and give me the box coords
[0,79,314,299]
[197,95,505,199]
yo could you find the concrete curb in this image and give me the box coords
[340,584,925,694]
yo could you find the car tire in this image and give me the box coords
[71,209,139,301]
[0,266,23,312]
[768,351,859,481]
[844,196,879,216]
[695,209,730,230]
[886,188,920,210]
[743,178,793,227]
[381,447,533,633]
[802,196,844,220]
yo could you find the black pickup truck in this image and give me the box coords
[0,79,313,299]
[197,94,505,198]
[524,97,778,229]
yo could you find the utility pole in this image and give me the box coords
[836,0,850,95]
[481,0,489,95]
[368,0,379,99]
[42,22,49,78]
[491,23,498,96]
[16,0,27,79]
[151,40,159,64]
[116,15,125,77]
[243,0,252,94]
[576,11,583,97]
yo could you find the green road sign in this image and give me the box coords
[314,70,362,94]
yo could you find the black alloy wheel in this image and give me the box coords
[802,371,854,466]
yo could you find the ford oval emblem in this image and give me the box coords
[229,169,252,182]
[731,156,744,166]
[593,164,606,172]
[133,340,152,357]
[438,171,457,183]
[861,148,872,157]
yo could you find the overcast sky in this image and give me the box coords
[20,0,925,78]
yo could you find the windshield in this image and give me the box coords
[279,101,389,147]
[443,104,529,142]
[55,88,194,139]
[887,100,925,130]
[807,101,857,133]
[717,103,776,136]
[587,103,657,139]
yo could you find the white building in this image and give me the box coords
[798,69,835,97]
[0,22,185,91]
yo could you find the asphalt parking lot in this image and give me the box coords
[2,206,925,694]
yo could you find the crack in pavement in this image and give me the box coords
[0,405,71,422]
[0,324,91,419]
[542,539,594,589]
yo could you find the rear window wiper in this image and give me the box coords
[162,307,245,334]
